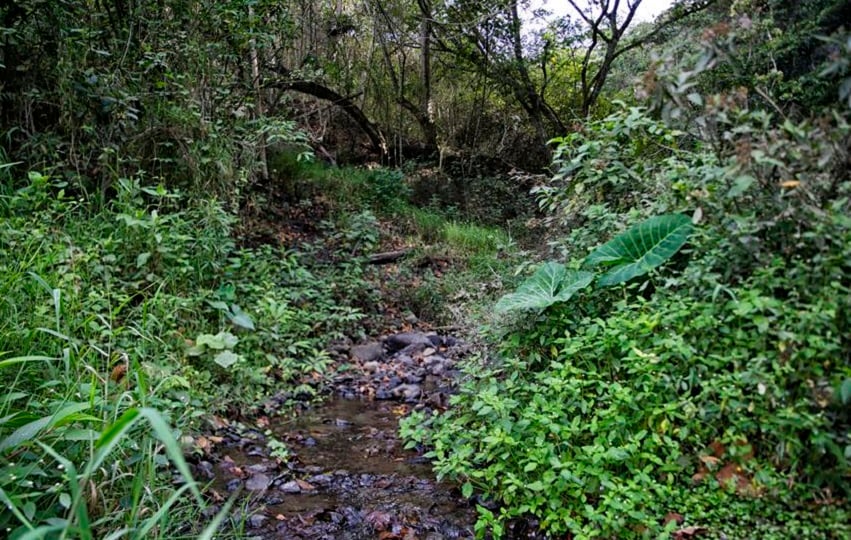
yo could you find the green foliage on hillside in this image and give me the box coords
[402,24,851,538]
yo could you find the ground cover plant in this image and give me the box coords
[0,169,377,537]
[401,26,851,539]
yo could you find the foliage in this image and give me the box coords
[584,214,694,287]
[495,263,593,314]
[0,172,369,537]
[403,28,851,538]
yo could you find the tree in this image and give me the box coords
[565,0,717,116]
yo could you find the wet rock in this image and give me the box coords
[279,480,302,493]
[404,313,419,324]
[195,460,215,479]
[334,418,352,427]
[308,473,333,486]
[246,473,271,491]
[386,332,433,352]
[404,373,424,384]
[351,342,384,362]
[226,478,242,492]
[247,513,267,528]
[392,383,423,401]
[246,463,269,474]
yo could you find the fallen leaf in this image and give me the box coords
[664,512,685,525]
[366,510,393,531]
[674,525,708,538]
[295,479,315,491]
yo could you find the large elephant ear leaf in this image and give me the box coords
[495,262,594,313]
[584,214,694,287]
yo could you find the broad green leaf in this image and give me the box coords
[584,214,694,287]
[228,304,255,330]
[495,262,593,313]
[195,332,238,350]
[461,482,473,498]
[727,175,755,198]
[135,252,151,268]
[213,350,240,369]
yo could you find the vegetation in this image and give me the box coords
[2,0,850,538]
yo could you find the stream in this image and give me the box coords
[193,331,480,539]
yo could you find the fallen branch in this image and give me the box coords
[368,249,411,265]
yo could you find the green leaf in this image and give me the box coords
[89,408,203,505]
[0,402,90,453]
[213,350,240,369]
[840,378,851,405]
[195,332,238,350]
[228,304,255,330]
[135,252,151,268]
[495,262,594,313]
[584,214,694,287]
[0,355,53,370]
[461,482,473,498]
[727,175,755,198]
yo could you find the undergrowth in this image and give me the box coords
[400,35,851,540]
[0,170,371,538]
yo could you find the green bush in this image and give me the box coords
[402,47,851,536]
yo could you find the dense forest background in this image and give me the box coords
[1,0,850,538]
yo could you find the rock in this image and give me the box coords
[399,342,429,356]
[351,342,384,362]
[362,361,381,374]
[391,383,423,401]
[308,473,333,486]
[385,332,433,352]
[279,480,301,493]
[195,460,214,479]
[246,463,269,474]
[375,387,393,400]
[246,473,271,491]
[395,354,415,366]
[247,514,268,528]
[427,334,443,347]
[334,418,352,427]
[226,478,242,492]
[404,313,419,324]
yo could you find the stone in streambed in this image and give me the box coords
[246,473,271,491]
[385,332,433,352]
[391,383,423,401]
[351,342,384,362]
[279,480,302,493]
